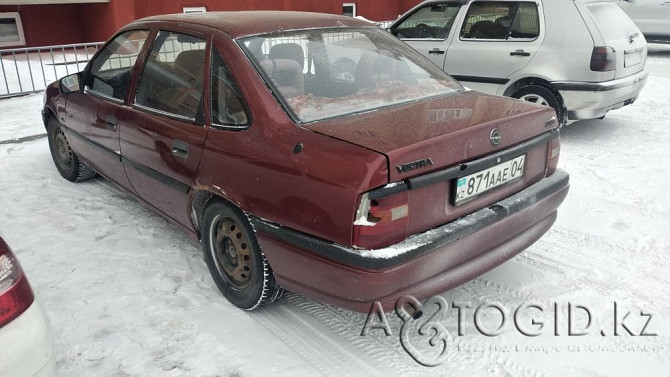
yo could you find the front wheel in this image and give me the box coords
[512,84,566,126]
[47,118,95,182]
[201,200,284,310]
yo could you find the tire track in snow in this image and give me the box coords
[252,297,392,376]
[281,289,557,377]
[527,232,670,316]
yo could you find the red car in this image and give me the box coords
[43,12,569,312]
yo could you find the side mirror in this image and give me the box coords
[60,73,82,94]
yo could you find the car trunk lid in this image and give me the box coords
[305,91,560,249]
[305,90,557,182]
[582,1,647,79]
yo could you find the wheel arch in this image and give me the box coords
[189,188,217,238]
[189,187,250,240]
[42,106,57,129]
[503,76,560,100]
[503,77,567,124]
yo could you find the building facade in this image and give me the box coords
[0,0,423,48]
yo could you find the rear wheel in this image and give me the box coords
[201,200,284,310]
[47,118,95,182]
[512,84,566,126]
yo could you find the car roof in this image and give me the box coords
[134,11,374,38]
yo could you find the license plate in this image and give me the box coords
[454,155,525,205]
[625,50,642,67]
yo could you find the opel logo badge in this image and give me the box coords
[490,129,502,146]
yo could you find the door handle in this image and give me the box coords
[106,116,117,131]
[429,48,446,55]
[510,49,531,57]
[172,140,189,159]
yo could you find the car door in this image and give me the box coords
[64,29,151,191]
[119,30,209,227]
[444,0,545,93]
[391,2,464,68]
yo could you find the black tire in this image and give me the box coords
[201,200,284,310]
[47,118,96,182]
[512,84,566,126]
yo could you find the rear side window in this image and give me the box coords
[460,2,539,40]
[584,2,639,41]
[135,31,207,122]
[394,3,462,39]
[87,30,150,100]
[211,50,248,127]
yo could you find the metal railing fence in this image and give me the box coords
[0,42,104,98]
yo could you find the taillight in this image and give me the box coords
[0,237,35,329]
[546,135,561,177]
[353,191,409,249]
[590,46,616,72]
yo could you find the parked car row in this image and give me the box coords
[389,0,650,126]
[43,11,568,312]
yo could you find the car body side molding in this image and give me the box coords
[251,169,569,270]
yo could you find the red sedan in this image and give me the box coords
[42,12,569,312]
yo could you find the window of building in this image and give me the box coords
[343,3,356,17]
[183,7,207,13]
[0,12,26,47]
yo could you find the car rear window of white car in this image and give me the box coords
[239,27,462,124]
[585,2,639,41]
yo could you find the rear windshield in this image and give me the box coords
[585,2,639,41]
[239,27,462,123]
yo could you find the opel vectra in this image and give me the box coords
[42,12,569,311]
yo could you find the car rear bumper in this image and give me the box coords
[253,169,569,312]
[0,301,56,377]
[553,69,648,120]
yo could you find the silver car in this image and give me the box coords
[390,0,649,125]
[619,0,670,43]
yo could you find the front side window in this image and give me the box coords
[135,31,207,121]
[240,27,462,123]
[211,50,248,127]
[394,3,462,39]
[87,30,150,100]
[460,2,539,40]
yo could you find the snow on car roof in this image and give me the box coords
[135,11,374,38]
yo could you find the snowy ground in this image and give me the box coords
[1,45,669,376]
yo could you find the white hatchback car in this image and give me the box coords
[0,234,55,377]
[390,0,649,125]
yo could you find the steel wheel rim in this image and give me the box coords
[519,94,549,107]
[54,128,74,170]
[209,215,253,289]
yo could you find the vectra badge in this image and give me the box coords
[396,158,434,173]
[490,128,502,146]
